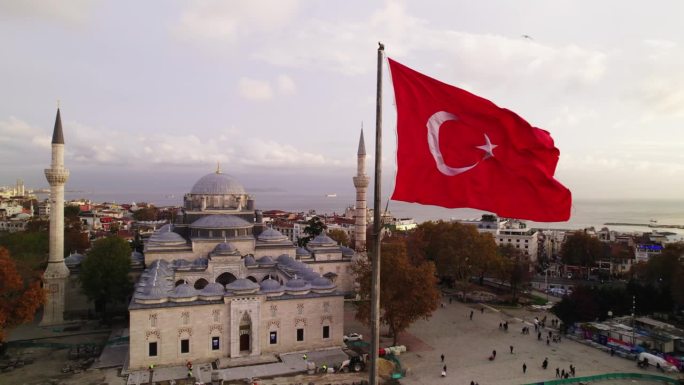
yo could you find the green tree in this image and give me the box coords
[327,229,349,246]
[499,244,531,302]
[298,216,327,246]
[560,231,604,274]
[0,231,49,274]
[80,236,133,321]
[353,237,440,345]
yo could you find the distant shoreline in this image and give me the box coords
[604,222,684,229]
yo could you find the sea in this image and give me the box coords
[44,191,684,238]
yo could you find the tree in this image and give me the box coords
[132,206,159,221]
[560,231,604,274]
[0,231,49,274]
[353,237,440,345]
[79,236,133,321]
[0,248,46,342]
[412,221,500,287]
[298,216,327,246]
[499,244,531,302]
[327,229,349,246]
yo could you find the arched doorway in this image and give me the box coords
[216,272,237,286]
[246,276,257,283]
[239,312,251,352]
[194,278,208,290]
[175,279,185,287]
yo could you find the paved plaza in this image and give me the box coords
[344,298,678,385]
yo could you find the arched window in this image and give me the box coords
[194,278,209,290]
[216,272,237,286]
[246,276,257,283]
[175,279,185,287]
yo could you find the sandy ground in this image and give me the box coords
[343,298,680,385]
[3,297,680,385]
[0,333,125,385]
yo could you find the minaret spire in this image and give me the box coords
[352,126,369,251]
[216,161,221,174]
[41,107,71,326]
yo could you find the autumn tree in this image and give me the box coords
[80,236,133,321]
[0,247,46,342]
[560,231,604,274]
[353,237,440,345]
[132,206,159,221]
[642,242,683,306]
[327,229,350,246]
[413,221,500,287]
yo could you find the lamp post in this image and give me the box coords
[631,295,636,348]
[545,268,549,302]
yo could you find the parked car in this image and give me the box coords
[343,333,363,342]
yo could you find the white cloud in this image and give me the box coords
[177,0,301,42]
[0,0,95,24]
[238,77,274,101]
[0,116,348,172]
[277,75,297,95]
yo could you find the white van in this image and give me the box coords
[637,352,679,372]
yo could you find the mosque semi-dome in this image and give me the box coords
[190,215,251,229]
[257,228,288,242]
[191,172,246,195]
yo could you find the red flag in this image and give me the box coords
[388,58,571,222]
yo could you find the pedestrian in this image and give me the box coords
[522,363,527,373]
[548,330,553,338]
[481,307,484,314]
[492,350,496,359]
[546,337,550,345]
[570,365,575,376]
[610,348,615,357]
[561,369,565,378]
[499,322,502,329]
[510,345,514,354]
[441,369,446,377]
[542,357,548,370]
[556,368,560,378]
[470,310,474,320]
[538,331,542,340]
[471,381,475,385]
[504,322,508,331]
[441,353,444,362]
[443,364,447,373]
[449,297,453,304]
[302,353,308,361]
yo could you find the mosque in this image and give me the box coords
[127,133,369,370]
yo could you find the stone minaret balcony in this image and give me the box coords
[44,168,70,185]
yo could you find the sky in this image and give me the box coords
[2,0,684,201]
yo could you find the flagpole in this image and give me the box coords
[370,41,384,385]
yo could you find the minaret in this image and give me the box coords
[40,108,70,326]
[352,129,369,251]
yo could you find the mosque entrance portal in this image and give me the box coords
[239,312,251,353]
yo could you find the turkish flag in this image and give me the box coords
[389,58,571,222]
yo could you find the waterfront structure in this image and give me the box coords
[128,167,357,370]
[40,108,71,326]
[352,129,369,251]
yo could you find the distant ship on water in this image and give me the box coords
[325,193,337,198]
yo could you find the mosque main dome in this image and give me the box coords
[191,171,245,195]
[181,165,256,221]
